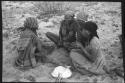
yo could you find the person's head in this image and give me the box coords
[64,11,75,20]
[81,21,99,43]
[61,11,75,28]
[84,21,99,39]
[24,17,38,31]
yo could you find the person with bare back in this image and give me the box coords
[15,17,46,70]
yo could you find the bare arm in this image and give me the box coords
[76,42,95,62]
[32,34,44,56]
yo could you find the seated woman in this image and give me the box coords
[15,17,46,70]
[70,21,107,75]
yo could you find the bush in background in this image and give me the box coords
[33,2,81,19]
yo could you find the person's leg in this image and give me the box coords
[70,49,90,67]
[46,32,59,45]
[70,49,92,75]
[70,49,104,75]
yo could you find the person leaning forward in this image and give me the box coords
[14,17,46,70]
[70,21,116,76]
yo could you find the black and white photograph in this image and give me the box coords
[2,1,124,82]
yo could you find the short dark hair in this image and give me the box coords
[84,21,99,38]
[84,21,98,33]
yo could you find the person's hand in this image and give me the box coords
[71,42,76,45]
[76,42,83,48]
[63,42,70,47]
[70,42,78,48]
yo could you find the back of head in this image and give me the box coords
[64,11,75,20]
[61,11,75,28]
[24,17,38,30]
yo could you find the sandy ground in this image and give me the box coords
[2,1,123,82]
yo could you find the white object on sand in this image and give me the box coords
[51,66,72,79]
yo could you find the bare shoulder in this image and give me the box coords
[90,37,101,49]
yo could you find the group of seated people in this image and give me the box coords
[14,11,123,77]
